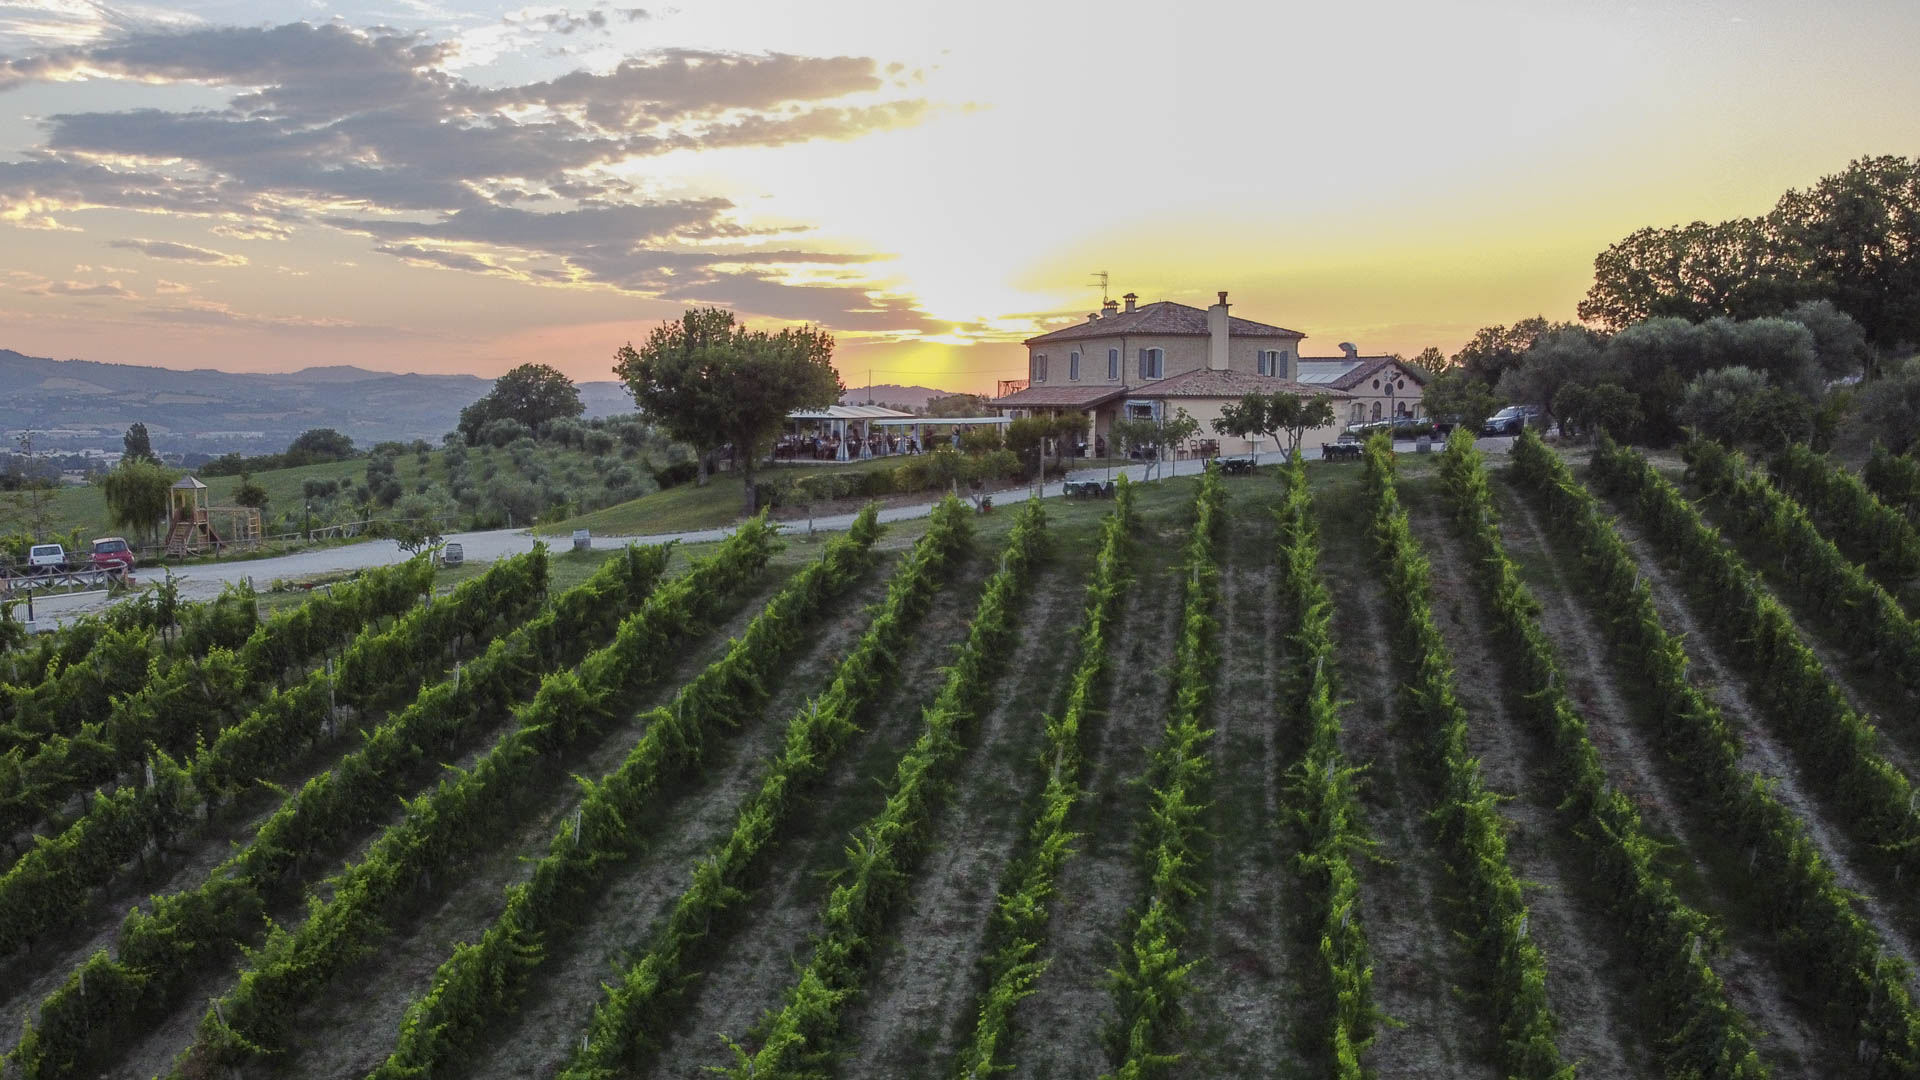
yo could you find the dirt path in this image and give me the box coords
[637,556,996,1079]
[834,559,1091,1078]
[1313,474,1489,1079]
[1178,482,1301,1076]
[1008,517,1185,1079]
[1402,486,1647,1079]
[1492,479,1832,1074]
[109,565,802,1080]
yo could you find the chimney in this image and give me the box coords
[1101,299,1118,318]
[1087,313,1099,324]
[1207,290,1230,371]
[1122,292,1138,313]
[1339,342,1358,359]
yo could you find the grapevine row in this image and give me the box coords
[170,519,785,1076]
[0,552,541,958]
[1103,466,1223,1080]
[1449,429,1767,1078]
[542,502,970,1080]
[0,558,435,853]
[1368,434,1566,1078]
[366,504,900,1079]
[1282,447,1378,1078]
[0,579,188,693]
[1589,437,1920,883]
[1683,436,1920,696]
[1864,445,1920,521]
[710,498,1048,1080]
[0,586,259,752]
[949,478,1135,1078]
[1513,429,1920,1074]
[6,542,670,1080]
[1768,442,1920,585]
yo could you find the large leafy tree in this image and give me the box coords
[286,428,357,464]
[925,392,991,418]
[1421,370,1503,435]
[1112,408,1199,481]
[614,308,843,513]
[102,457,178,545]
[1578,218,1804,330]
[1450,317,1557,386]
[458,363,584,444]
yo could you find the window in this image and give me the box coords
[1257,350,1269,376]
[1257,348,1289,376]
[1033,353,1047,382]
[1371,401,1382,421]
[1107,348,1119,380]
[1351,402,1366,423]
[1137,347,1164,380]
[1069,351,1081,381]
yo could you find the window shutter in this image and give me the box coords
[1138,349,1148,379]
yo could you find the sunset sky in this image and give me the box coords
[1,0,1916,395]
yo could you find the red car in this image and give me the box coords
[88,536,137,573]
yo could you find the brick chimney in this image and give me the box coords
[1101,299,1118,318]
[1207,290,1230,371]
[1122,292,1138,313]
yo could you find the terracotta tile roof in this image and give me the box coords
[1024,301,1305,345]
[1131,369,1353,400]
[1300,356,1431,390]
[986,384,1132,409]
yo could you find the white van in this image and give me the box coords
[27,544,67,573]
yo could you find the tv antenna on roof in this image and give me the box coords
[1090,270,1109,305]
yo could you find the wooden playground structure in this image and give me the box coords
[165,475,262,557]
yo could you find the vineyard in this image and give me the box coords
[3,431,1919,1080]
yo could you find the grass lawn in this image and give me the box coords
[535,457,904,537]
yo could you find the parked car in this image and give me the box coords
[1344,415,1439,440]
[89,536,137,573]
[1481,405,1544,437]
[27,544,68,573]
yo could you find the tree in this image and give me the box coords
[102,457,178,545]
[1421,370,1503,436]
[1410,346,1450,375]
[1451,317,1556,386]
[1578,218,1803,330]
[1771,155,1920,356]
[1679,367,1809,450]
[389,487,456,555]
[1784,299,1872,382]
[613,308,842,514]
[122,422,157,464]
[1112,408,1199,481]
[1856,356,1920,454]
[925,393,990,418]
[286,428,356,464]
[1554,382,1642,443]
[231,473,269,512]
[459,363,585,444]
[1212,392,1335,458]
[1496,326,1607,428]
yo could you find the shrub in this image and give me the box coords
[651,461,699,489]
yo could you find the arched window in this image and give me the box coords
[1371,401,1382,420]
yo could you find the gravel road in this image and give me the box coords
[12,438,1511,628]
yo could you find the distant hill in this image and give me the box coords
[838,383,961,412]
[0,349,632,454]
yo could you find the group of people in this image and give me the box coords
[772,431,927,461]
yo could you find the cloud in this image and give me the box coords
[374,242,502,274]
[109,237,248,265]
[0,20,945,335]
[48,278,135,297]
[154,278,192,293]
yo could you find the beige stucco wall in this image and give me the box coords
[1334,362,1426,426]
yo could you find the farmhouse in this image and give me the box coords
[989,290,1423,457]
